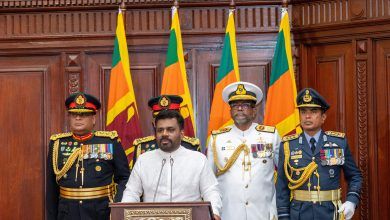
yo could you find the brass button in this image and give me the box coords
[79,186,83,188]
[79,201,83,204]
[312,157,315,160]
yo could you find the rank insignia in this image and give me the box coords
[159,96,170,108]
[75,93,86,106]
[236,84,247,95]
[303,89,312,103]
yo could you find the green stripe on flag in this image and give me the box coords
[217,33,234,83]
[111,37,121,67]
[165,29,179,67]
[270,30,289,86]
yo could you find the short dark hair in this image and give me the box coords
[154,110,185,130]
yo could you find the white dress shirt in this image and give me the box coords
[207,123,281,220]
[122,145,222,216]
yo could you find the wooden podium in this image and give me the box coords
[110,202,214,220]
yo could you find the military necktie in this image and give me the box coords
[310,137,316,153]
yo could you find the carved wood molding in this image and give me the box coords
[291,0,390,28]
[356,59,369,220]
[65,53,81,94]
[0,5,280,40]
[0,0,280,10]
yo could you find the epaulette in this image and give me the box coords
[256,125,276,133]
[325,131,345,138]
[212,127,232,135]
[282,133,300,142]
[182,136,200,146]
[50,132,72,141]
[132,136,155,146]
[94,131,118,139]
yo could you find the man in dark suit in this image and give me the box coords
[276,88,362,220]
[46,92,130,220]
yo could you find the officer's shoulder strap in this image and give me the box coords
[133,136,155,145]
[182,136,200,146]
[94,131,118,139]
[50,132,72,141]
[212,127,232,135]
[325,131,345,138]
[256,125,276,133]
[282,133,300,142]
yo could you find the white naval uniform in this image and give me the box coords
[122,146,222,216]
[207,123,281,220]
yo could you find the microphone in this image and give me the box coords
[153,158,166,202]
[170,157,174,202]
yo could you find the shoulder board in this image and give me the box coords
[182,136,200,146]
[94,131,118,139]
[133,136,155,145]
[256,125,275,133]
[50,132,72,141]
[282,133,300,142]
[325,131,345,138]
[212,127,232,135]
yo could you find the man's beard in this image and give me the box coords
[233,113,253,125]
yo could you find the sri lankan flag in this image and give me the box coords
[264,10,301,137]
[207,9,240,137]
[106,9,142,166]
[161,6,196,137]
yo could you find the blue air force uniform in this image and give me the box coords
[276,88,363,220]
[276,131,362,219]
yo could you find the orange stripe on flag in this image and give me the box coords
[161,62,185,95]
[107,62,129,110]
[264,70,295,125]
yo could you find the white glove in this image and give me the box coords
[338,201,356,220]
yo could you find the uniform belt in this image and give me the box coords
[60,183,116,200]
[292,189,341,202]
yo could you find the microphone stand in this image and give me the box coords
[153,158,166,202]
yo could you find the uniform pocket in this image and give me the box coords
[57,202,69,220]
[290,201,303,220]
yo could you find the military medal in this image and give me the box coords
[251,144,258,158]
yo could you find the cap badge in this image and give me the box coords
[159,96,170,108]
[75,94,86,106]
[236,84,247,95]
[303,89,312,103]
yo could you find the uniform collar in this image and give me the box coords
[72,132,93,142]
[304,130,322,145]
[232,123,257,137]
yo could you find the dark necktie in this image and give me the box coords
[310,137,316,153]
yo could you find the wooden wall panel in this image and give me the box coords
[0,54,62,220]
[372,39,390,220]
